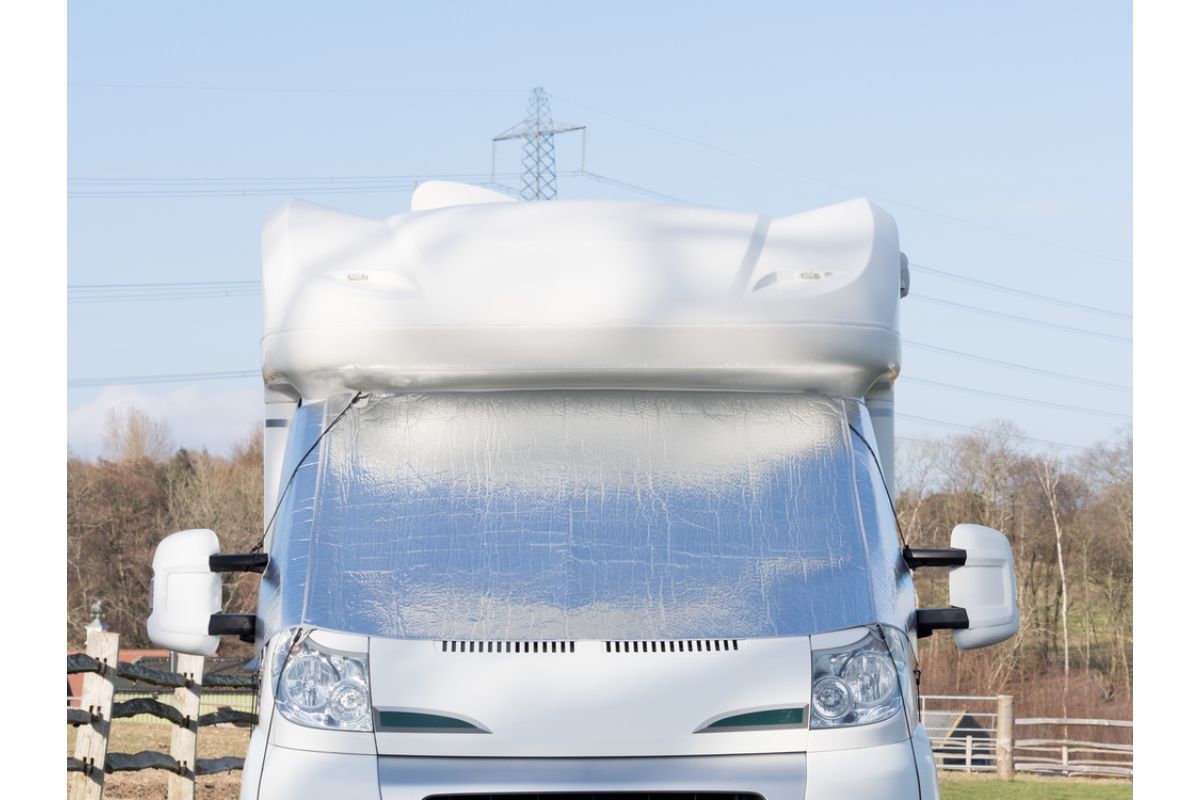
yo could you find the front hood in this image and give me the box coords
[369,636,811,758]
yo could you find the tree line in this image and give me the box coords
[67,408,1132,718]
[67,408,262,651]
[898,422,1132,720]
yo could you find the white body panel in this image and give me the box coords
[247,739,934,800]
[370,637,811,758]
[243,628,931,799]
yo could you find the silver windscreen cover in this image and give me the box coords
[257,391,908,641]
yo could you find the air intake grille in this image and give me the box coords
[425,794,763,800]
[605,640,739,653]
[441,641,576,654]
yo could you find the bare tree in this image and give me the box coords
[1036,457,1070,719]
[102,407,174,463]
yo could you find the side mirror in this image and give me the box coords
[948,524,1020,650]
[147,529,222,655]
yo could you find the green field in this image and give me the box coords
[939,775,1132,800]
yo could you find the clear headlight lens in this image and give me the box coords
[811,629,904,729]
[841,650,898,707]
[812,675,852,720]
[273,634,372,731]
[327,678,370,723]
[282,654,336,711]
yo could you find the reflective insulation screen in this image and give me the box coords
[262,391,900,641]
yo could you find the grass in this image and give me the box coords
[939,773,1132,800]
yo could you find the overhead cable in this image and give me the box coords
[549,94,1131,266]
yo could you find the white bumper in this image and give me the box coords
[246,738,935,800]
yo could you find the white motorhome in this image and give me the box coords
[147,182,1019,799]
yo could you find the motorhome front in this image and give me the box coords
[147,183,1019,799]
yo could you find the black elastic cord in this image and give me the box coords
[848,423,909,549]
[252,391,365,553]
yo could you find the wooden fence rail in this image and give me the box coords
[66,628,257,800]
[1012,717,1133,778]
[921,694,1133,779]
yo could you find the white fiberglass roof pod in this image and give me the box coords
[260,183,904,400]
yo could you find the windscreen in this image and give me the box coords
[259,390,902,641]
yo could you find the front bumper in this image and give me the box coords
[250,739,929,800]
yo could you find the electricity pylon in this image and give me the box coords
[493,87,585,201]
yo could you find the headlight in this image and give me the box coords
[273,634,372,731]
[811,629,904,729]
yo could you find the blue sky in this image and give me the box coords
[67,1,1131,458]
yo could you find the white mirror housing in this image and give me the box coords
[146,528,222,655]
[949,523,1019,650]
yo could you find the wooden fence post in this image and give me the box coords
[167,653,205,800]
[996,694,1014,780]
[965,735,974,773]
[68,630,120,800]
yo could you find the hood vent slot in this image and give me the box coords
[441,640,576,654]
[605,639,739,653]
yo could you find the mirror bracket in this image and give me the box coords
[209,613,257,643]
[209,553,269,574]
[915,607,969,638]
[903,546,967,569]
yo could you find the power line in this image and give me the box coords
[894,435,1086,457]
[69,280,261,304]
[70,80,1130,266]
[895,414,1090,452]
[70,184,437,199]
[68,370,260,388]
[69,172,519,185]
[62,169,1137,343]
[71,280,260,289]
[69,82,524,95]
[548,94,1131,267]
[68,176,519,199]
[580,171,692,203]
[71,291,261,304]
[909,294,1131,343]
[905,341,1130,392]
[909,263,1130,320]
[904,377,1129,419]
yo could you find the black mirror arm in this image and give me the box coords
[903,546,967,569]
[209,553,270,574]
[915,607,970,638]
[209,613,257,643]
